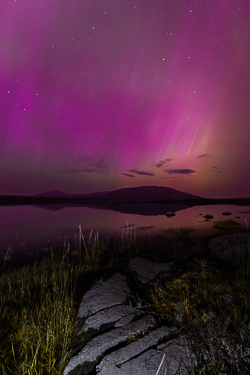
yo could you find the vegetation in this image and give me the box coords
[0,227,141,375]
[151,221,250,374]
[1,221,250,374]
[213,219,243,231]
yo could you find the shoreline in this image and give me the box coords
[1,195,250,207]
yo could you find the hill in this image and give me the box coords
[31,190,108,198]
[98,186,203,201]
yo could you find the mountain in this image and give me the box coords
[31,190,108,198]
[2,186,250,210]
[98,186,203,201]
[31,186,203,201]
[30,186,202,201]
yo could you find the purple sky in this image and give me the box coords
[1,0,250,198]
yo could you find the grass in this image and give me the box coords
[213,219,243,231]
[1,221,250,374]
[151,221,250,374]
[125,327,151,344]
[0,251,78,374]
[0,227,142,375]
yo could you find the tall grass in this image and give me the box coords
[2,221,250,374]
[0,249,79,374]
[0,226,142,375]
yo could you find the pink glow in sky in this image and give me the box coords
[1,0,250,198]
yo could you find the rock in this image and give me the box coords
[63,315,157,375]
[79,304,142,334]
[62,258,201,374]
[127,257,185,304]
[222,211,232,215]
[204,214,213,220]
[96,331,193,375]
[129,257,183,284]
[78,273,131,318]
[63,257,191,375]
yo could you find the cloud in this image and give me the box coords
[128,169,155,176]
[155,161,165,168]
[155,158,172,168]
[165,168,197,176]
[208,166,222,172]
[59,167,96,174]
[121,173,135,178]
[59,154,111,174]
[198,154,208,158]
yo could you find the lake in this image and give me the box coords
[0,203,250,264]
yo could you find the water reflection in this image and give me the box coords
[0,203,249,262]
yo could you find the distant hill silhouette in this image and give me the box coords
[1,186,250,211]
[31,190,108,198]
[31,186,203,201]
[98,186,203,201]
[28,186,203,215]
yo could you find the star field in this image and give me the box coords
[1,0,250,198]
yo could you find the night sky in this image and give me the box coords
[1,0,250,198]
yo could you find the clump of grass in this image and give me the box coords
[0,251,79,374]
[213,220,242,231]
[152,258,232,325]
[108,225,143,267]
[151,236,250,374]
[172,228,196,250]
[125,327,151,344]
[160,226,199,262]
[162,226,194,247]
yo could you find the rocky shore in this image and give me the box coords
[62,232,250,375]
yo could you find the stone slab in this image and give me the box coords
[78,272,131,318]
[96,326,175,374]
[97,335,193,375]
[129,257,181,284]
[63,315,157,375]
[78,304,142,335]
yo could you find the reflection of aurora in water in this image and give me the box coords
[0,204,249,261]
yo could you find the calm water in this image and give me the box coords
[0,203,250,262]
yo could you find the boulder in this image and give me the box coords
[204,214,213,220]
